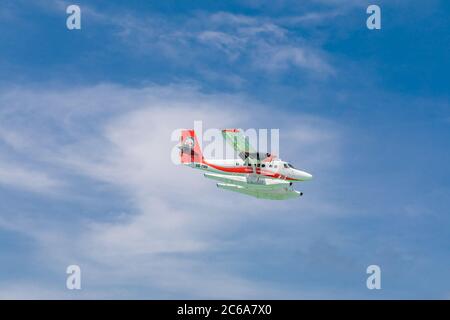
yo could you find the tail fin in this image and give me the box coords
[179,130,204,164]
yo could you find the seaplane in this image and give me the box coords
[179,129,313,200]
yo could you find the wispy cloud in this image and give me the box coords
[0,160,62,193]
[76,6,335,78]
[0,83,344,298]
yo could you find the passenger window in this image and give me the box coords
[257,164,260,167]
[262,164,265,168]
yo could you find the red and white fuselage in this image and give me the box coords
[189,158,313,182]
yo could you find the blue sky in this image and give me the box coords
[0,0,449,298]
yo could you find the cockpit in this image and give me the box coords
[283,163,296,169]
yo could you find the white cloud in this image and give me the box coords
[253,44,333,74]
[0,160,62,193]
[195,12,334,75]
[0,282,65,300]
[71,6,334,77]
[0,83,343,298]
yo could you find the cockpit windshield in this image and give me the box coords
[283,163,296,169]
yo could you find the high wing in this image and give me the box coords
[204,173,302,200]
[222,129,275,163]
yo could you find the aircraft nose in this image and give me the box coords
[296,170,313,181]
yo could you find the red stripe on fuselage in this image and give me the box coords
[205,161,253,174]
